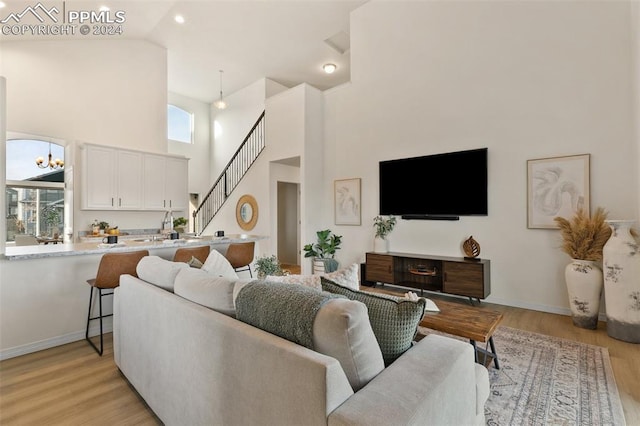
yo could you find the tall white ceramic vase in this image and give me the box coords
[565,259,603,329]
[603,220,640,343]
[373,236,388,253]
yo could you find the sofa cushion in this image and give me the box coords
[136,255,189,292]
[174,267,237,316]
[201,249,239,279]
[321,277,426,365]
[313,298,385,391]
[236,281,384,391]
[266,263,360,291]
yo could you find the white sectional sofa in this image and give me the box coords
[113,256,490,426]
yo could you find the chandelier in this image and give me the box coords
[35,143,64,170]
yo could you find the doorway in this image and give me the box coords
[277,181,300,272]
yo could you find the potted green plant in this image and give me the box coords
[303,229,342,273]
[373,215,397,253]
[98,221,109,235]
[173,217,188,233]
[254,254,283,279]
[554,207,611,329]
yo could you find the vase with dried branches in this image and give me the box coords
[554,207,611,329]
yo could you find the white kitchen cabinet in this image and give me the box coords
[116,150,144,209]
[83,145,117,209]
[82,144,187,211]
[83,145,143,210]
[143,154,189,211]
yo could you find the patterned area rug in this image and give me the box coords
[417,325,626,426]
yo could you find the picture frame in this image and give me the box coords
[334,178,361,226]
[527,154,590,229]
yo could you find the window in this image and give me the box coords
[168,104,194,143]
[5,139,65,242]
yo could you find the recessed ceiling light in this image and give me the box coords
[0,2,6,8]
[174,15,185,24]
[99,5,110,12]
[323,63,337,74]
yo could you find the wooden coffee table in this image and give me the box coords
[419,298,503,369]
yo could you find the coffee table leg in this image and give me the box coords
[489,336,499,369]
[470,340,478,363]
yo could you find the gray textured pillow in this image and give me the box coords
[321,277,426,365]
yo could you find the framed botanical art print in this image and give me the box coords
[527,154,590,229]
[334,178,361,225]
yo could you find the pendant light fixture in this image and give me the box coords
[214,70,227,110]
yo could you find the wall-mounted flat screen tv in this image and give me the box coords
[379,148,488,220]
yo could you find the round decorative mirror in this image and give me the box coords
[236,194,258,231]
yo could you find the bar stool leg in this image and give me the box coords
[85,287,105,356]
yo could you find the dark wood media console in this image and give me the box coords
[365,252,490,300]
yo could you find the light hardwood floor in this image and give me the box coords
[1,294,638,425]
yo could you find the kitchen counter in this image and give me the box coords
[3,234,267,261]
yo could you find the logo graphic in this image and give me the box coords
[1,2,59,24]
[1,1,126,37]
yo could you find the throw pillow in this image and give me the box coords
[201,249,239,279]
[321,277,426,365]
[235,281,384,391]
[187,256,204,269]
[174,267,236,316]
[265,263,360,291]
[264,273,321,290]
[136,255,190,292]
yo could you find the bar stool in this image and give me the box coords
[224,241,255,277]
[85,250,149,355]
[173,245,210,264]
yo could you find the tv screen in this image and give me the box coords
[379,148,488,219]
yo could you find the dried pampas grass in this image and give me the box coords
[554,207,612,261]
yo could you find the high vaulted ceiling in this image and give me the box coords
[1,0,366,103]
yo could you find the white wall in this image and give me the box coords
[1,39,170,235]
[324,1,639,314]
[168,92,211,198]
[211,78,284,182]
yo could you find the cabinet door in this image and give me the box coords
[143,154,167,210]
[443,262,485,298]
[164,157,189,211]
[84,146,116,209]
[366,253,395,283]
[116,150,143,209]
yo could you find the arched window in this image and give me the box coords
[168,104,194,143]
[5,139,65,242]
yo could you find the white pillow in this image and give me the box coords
[324,263,360,290]
[174,268,237,316]
[201,249,239,279]
[265,263,360,291]
[136,255,189,292]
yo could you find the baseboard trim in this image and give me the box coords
[0,324,112,361]
[485,296,608,322]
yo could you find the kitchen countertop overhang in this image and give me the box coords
[2,235,267,261]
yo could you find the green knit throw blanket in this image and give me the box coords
[236,281,343,350]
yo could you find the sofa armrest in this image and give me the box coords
[328,334,488,426]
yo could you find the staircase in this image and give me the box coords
[193,111,265,234]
